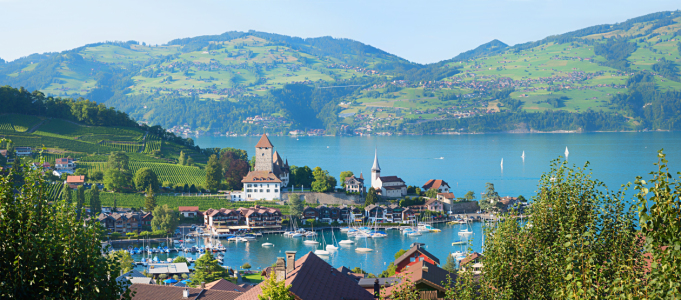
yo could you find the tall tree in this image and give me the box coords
[339,171,354,188]
[107,152,129,171]
[186,156,195,166]
[178,151,186,166]
[464,190,475,201]
[205,154,222,191]
[90,184,101,216]
[109,250,134,274]
[365,187,378,206]
[288,193,304,219]
[133,167,159,192]
[144,186,156,212]
[311,167,334,192]
[76,185,85,221]
[151,204,178,233]
[425,188,438,198]
[0,145,130,299]
[291,166,313,188]
[220,151,249,190]
[442,252,457,273]
[190,252,228,287]
[104,169,127,192]
[62,187,73,204]
[479,182,500,211]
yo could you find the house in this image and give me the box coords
[379,260,455,299]
[344,173,365,194]
[300,205,360,224]
[394,243,440,274]
[204,206,282,235]
[178,206,201,217]
[116,269,154,288]
[65,175,85,188]
[96,212,150,233]
[422,179,451,193]
[55,157,76,173]
[241,171,282,201]
[15,147,31,156]
[424,199,444,212]
[146,263,190,278]
[127,283,243,300]
[364,204,386,223]
[235,251,374,300]
[437,192,456,212]
[370,149,407,197]
[460,252,484,274]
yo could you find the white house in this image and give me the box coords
[370,149,407,197]
[422,179,451,193]
[55,157,76,173]
[15,147,31,156]
[242,171,282,201]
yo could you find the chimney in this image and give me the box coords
[373,278,380,299]
[275,257,286,282]
[182,288,189,298]
[285,251,297,274]
[200,282,205,289]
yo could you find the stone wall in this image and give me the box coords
[281,192,363,206]
[446,201,480,214]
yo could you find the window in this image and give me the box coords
[410,257,415,262]
[260,189,263,193]
[274,189,278,193]
[266,189,270,193]
[420,257,424,262]
[248,194,251,198]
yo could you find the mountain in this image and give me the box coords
[1,11,681,135]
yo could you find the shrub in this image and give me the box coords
[173,275,180,280]
[181,274,188,279]
[139,231,150,237]
[159,274,168,280]
[110,232,121,239]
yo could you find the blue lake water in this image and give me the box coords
[135,132,681,275]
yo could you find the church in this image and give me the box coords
[371,149,408,198]
[239,134,290,201]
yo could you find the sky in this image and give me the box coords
[0,0,679,64]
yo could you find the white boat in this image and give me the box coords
[314,249,330,255]
[339,227,350,232]
[521,151,525,160]
[303,240,319,245]
[458,229,473,236]
[408,232,422,237]
[326,244,339,250]
[565,146,569,158]
[262,242,274,247]
[338,240,354,245]
[305,231,318,237]
[371,233,387,238]
[290,233,303,237]
[173,240,181,244]
[355,247,373,252]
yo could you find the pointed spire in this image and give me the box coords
[285,158,289,167]
[372,148,381,172]
[255,133,273,148]
[360,171,364,180]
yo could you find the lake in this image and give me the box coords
[195,132,681,199]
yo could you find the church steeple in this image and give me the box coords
[371,148,381,172]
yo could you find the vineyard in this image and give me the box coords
[7,114,42,132]
[101,141,144,153]
[45,182,64,201]
[2,132,118,154]
[37,119,144,141]
[79,161,206,186]
[143,135,162,154]
[0,120,14,132]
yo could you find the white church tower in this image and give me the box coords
[371,148,381,190]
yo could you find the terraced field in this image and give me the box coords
[80,161,206,186]
[101,141,144,153]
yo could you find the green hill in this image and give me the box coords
[1,12,681,134]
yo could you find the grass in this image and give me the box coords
[79,161,206,186]
[5,114,42,132]
[241,274,264,284]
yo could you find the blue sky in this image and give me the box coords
[0,0,678,64]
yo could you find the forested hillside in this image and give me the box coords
[1,11,681,135]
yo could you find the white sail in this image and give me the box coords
[521,151,525,159]
[565,147,569,158]
[500,158,503,167]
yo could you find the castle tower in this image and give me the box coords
[371,148,381,190]
[255,134,273,172]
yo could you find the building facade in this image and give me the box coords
[343,173,365,194]
[237,134,290,201]
[422,179,451,193]
[370,149,407,197]
[55,156,76,173]
[204,206,283,235]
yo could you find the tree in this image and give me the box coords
[186,157,194,166]
[113,197,117,212]
[339,171,354,188]
[414,187,422,195]
[205,154,222,191]
[173,256,189,264]
[104,169,128,192]
[190,252,228,287]
[365,187,378,206]
[189,184,198,193]
[517,195,526,202]
[288,193,304,219]
[291,165,313,188]
[178,151,186,166]
[151,204,178,233]
[258,272,294,300]
[464,190,476,201]
[220,151,250,190]
[76,185,85,221]
[425,188,438,198]
[62,187,73,204]
[74,168,88,181]
[133,167,159,192]
[241,263,251,270]
[90,184,101,216]
[144,186,157,212]
[442,252,457,273]
[109,250,134,274]
[479,182,500,211]
[107,151,129,171]
[394,249,407,260]
[90,170,104,181]
[0,147,131,299]
[311,167,334,192]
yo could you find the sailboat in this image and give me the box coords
[500,158,504,168]
[458,221,473,236]
[314,231,330,255]
[521,151,525,160]
[303,223,319,245]
[355,233,373,252]
[565,147,569,159]
[326,229,340,250]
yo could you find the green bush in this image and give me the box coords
[110,232,120,239]
[140,231,151,237]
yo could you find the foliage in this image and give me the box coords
[652,58,680,82]
[190,252,228,288]
[290,165,313,188]
[365,187,377,206]
[144,186,157,211]
[109,250,135,274]
[104,168,128,192]
[76,185,85,220]
[205,154,222,191]
[339,170,354,188]
[311,166,335,192]
[288,193,304,218]
[463,190,475,201]
[241,263,251,270]
[173,256,189,264]
[90,184,101,216]
[0,149,130,299]
[594,38,637,70]
[134,167,159,192]
[178,151,186,166]
[424,188,438,198]
[399,196,425,207]
[478,182,500,211]
[150,204,178,233]
[442,252,456,273]
[107,151,130,171]
[257,272,294,300]
[220,150,249,190]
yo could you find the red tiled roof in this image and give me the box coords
[255,134,273,148]
[241,171,282,183]
[205,279,249,293]
[380,176,405,183]
[179,206,200,212]
[381,261,455,297]
[394,245,440,266]
[422,179,449,191]
[66,175,85,183]
[128,283,242,300]
[437,192,456,199]
[460,252,483,266]
[235,252,374,300]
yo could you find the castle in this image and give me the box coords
[239,134,290,201]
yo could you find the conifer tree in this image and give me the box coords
[190,252,228,287]
[62,187,73,204]
[205,154,222,191]
[144,186,156,212]
[76,185,85,221]
[90,184,101,216]
[178,151,186,165]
